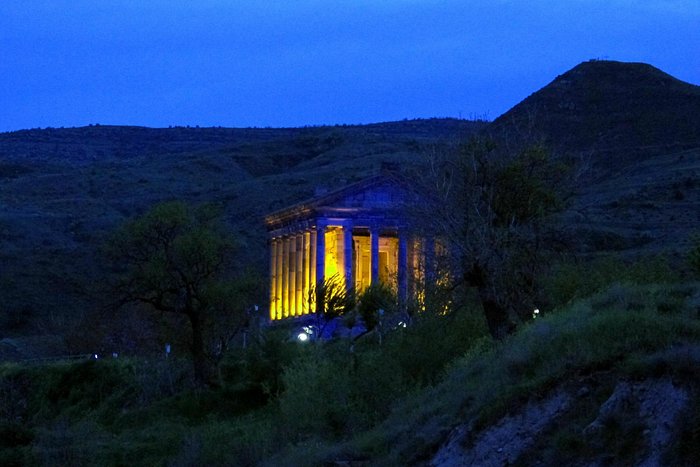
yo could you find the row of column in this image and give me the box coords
[269,224,409,320]
[269,229,318,320]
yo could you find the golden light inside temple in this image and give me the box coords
[265,175,430,321]
[268,225,405,321]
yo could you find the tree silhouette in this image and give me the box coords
[106,201,244,386]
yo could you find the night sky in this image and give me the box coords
[2,1,698,132]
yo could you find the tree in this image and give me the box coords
[408,137,573,338]
[307,274,355,339]
[106,201,246,386]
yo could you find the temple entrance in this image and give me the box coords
[353,234,371,292]
[378,237,398,289]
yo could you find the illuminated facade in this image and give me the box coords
[264,175,421,320]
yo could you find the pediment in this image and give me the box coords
[320,180,411,210]
[265,175,416,231]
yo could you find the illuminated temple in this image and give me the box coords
[264,174,424,320]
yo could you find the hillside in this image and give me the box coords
[486,60,700,257]
[0,119,483,351]
[2,60,700,351]
[489,60,700,172]
[2,282,699,465]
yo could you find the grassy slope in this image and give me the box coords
[487,60,700,258]
[2,281,699,466]
[281,282,700,466]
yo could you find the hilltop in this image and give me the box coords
[488,60,700,258]
[490,60,700,172]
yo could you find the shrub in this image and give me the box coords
[545,255,679,307]
[384,307,488,387]
[278,351,354,439]
[355,282,397,331]
[220,327,303,400]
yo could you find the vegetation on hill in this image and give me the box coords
[406,137,574,338]
[1,60,700,465]
[487,60,700,258]
[489,60,700,172]
[0,119,484,353]
[1,259,698,465]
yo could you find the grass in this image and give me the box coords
[2,281,700,465]
[332,282,700,466]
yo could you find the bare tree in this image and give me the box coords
[407,137,574,338]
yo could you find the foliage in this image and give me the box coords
[105,201,246,385]
[4,281,700,465]
[355,282,398,332]
[544,255,680,308]
[307,274,356,337]
[276,305,488,445]
[312,274,356,319]
[408,137,574,337]
[347,282,700,465]
[669,389,700,466]
[219,327,304,402]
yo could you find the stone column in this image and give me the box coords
[269,238,278,320]
[281,236,289,318]
[425,236,436,284]
[289,235,297,316]
[302,231,310,314]
[309,229,317,312]
[315,222,326,313]
[370,227,380,286]
[275,236,283,320]
[398,231,408,309]
[296,233,304,314]
[343,223,354,294]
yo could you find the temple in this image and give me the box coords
[264,174,427,320]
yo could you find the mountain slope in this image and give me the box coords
[488,60,700,173]
[484,61,700,257]
[0,119,484,346]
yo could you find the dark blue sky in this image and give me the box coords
[2,1,698,132]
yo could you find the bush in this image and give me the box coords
[219,327,303,401]
[279,351,355,439]
[384,307,488,387]
[276,305,488,444]
[545,255,679,307]
[355,282,397,331]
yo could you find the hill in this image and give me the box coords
[2,60,700,351]
[489,60,700,172]
[485,60,700,257]
[1,61,700,466]
[0,119,484,350]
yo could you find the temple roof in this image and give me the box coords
[264,173,413,233]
